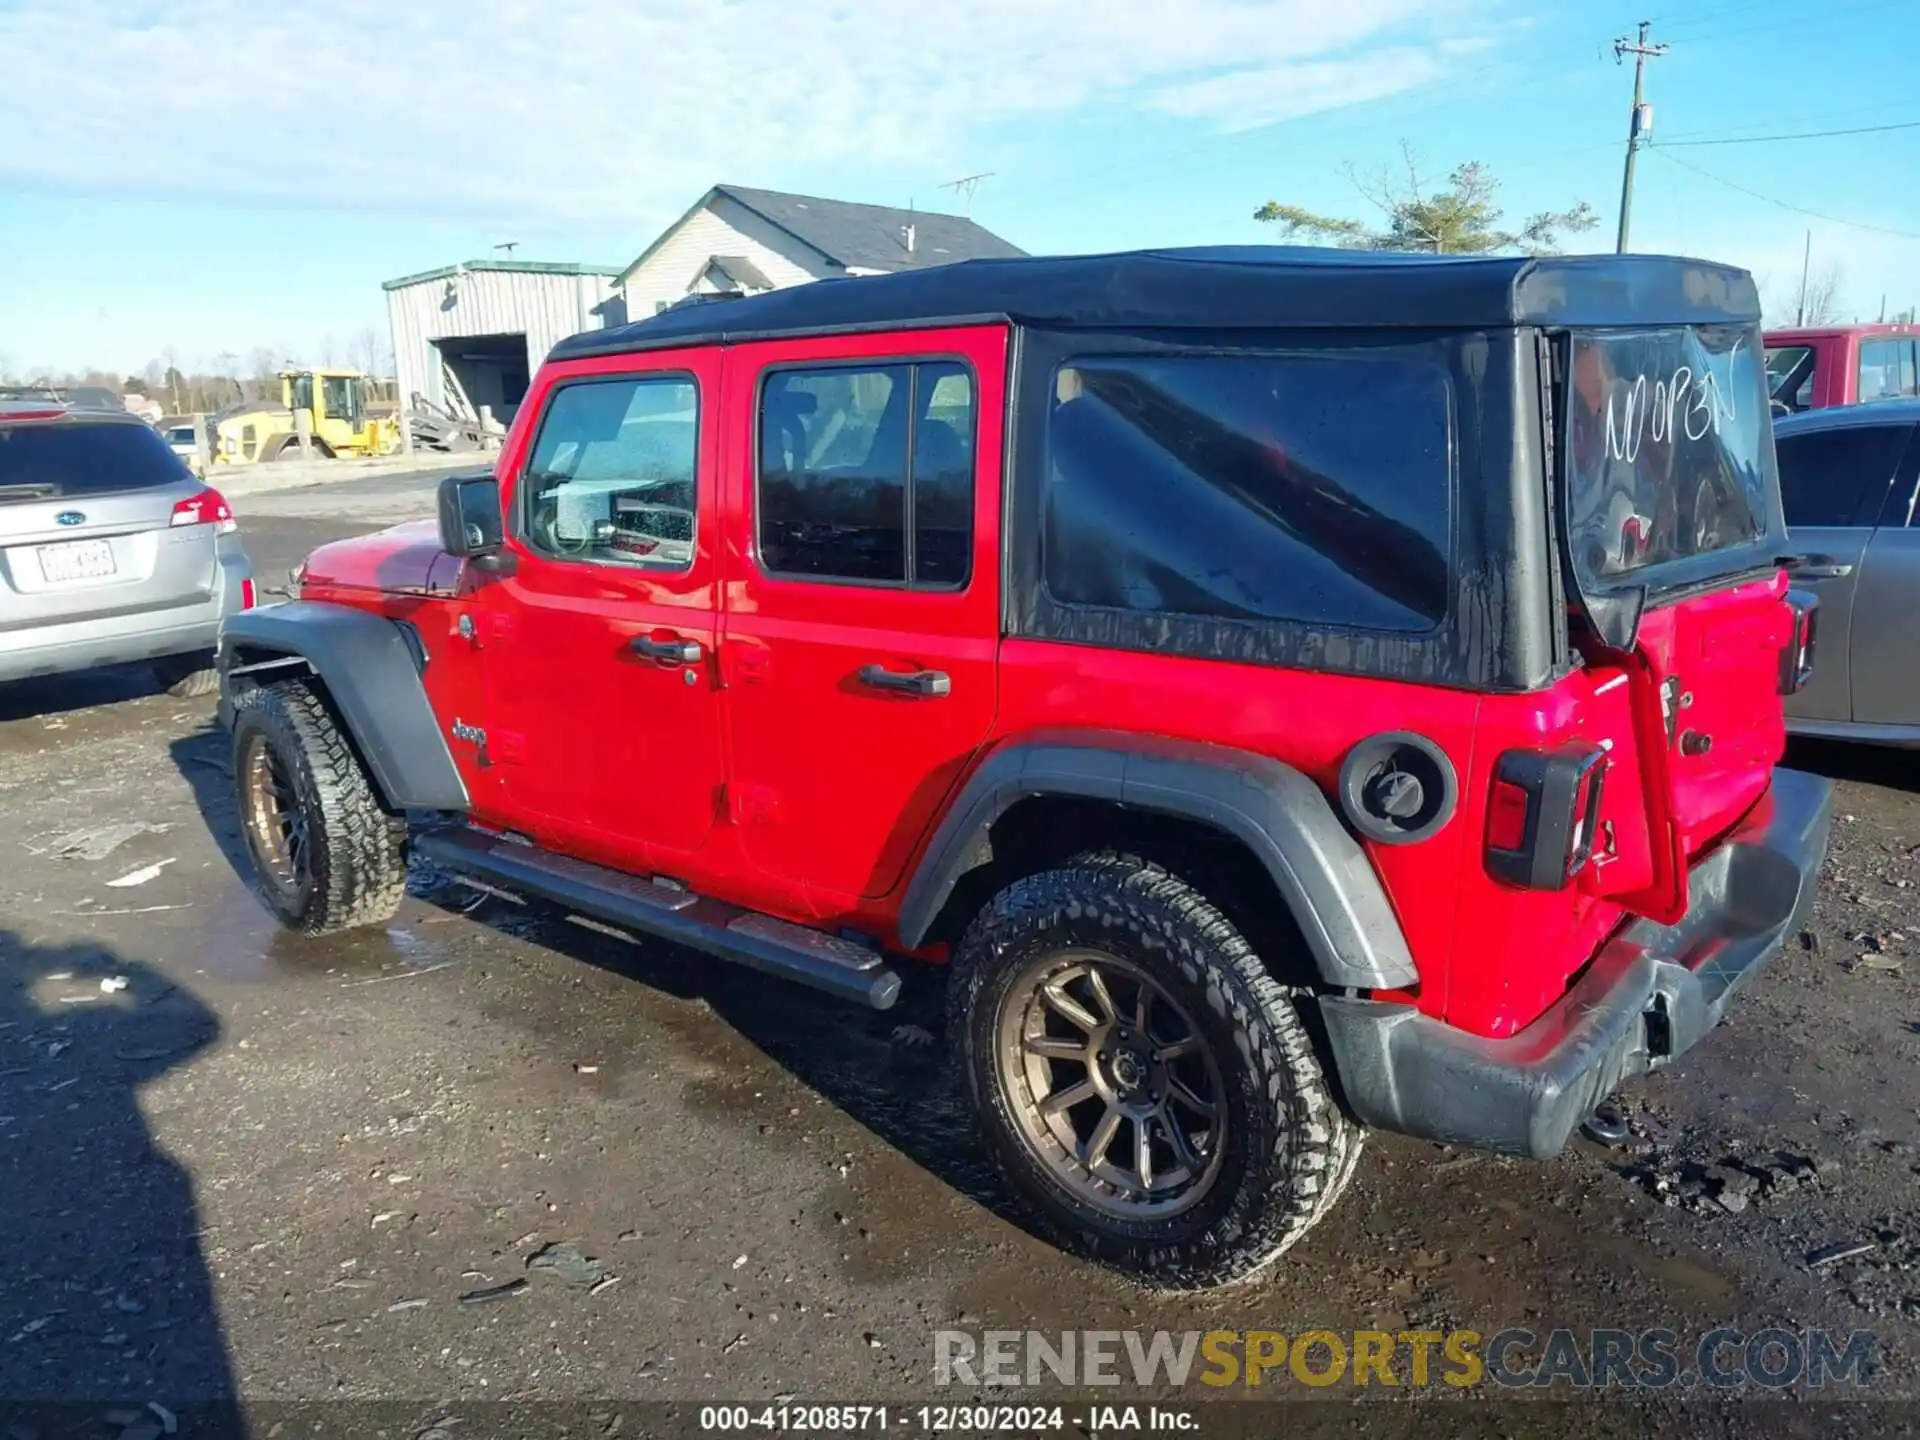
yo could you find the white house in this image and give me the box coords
[616,185,1025,317]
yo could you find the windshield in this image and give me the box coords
[1565,325,1778,589]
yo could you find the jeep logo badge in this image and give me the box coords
[450,718,487,746]
[55,511,85,527]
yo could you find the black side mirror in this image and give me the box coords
[437,473,506,563]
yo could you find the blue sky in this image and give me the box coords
[1,0,1915,377]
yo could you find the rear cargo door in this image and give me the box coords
[1563,325,1794,922]
[0,418,216,632]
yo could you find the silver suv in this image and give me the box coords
[0,402,253,694]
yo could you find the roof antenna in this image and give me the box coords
[941,172,994,217]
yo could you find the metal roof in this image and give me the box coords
[381,259,625,292]
[617,184,1025,286]
[711,184,1025,271]
[554,245,1763,360]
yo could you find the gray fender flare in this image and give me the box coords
[217,601,469,812]
[898,733,1418,992]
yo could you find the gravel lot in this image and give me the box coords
[2,474,1918,1435]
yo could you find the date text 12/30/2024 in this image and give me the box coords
[698,1405,1198,1432]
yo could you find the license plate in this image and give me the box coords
[36,538,117,584]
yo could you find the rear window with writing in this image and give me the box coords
[1565,326,1778,587]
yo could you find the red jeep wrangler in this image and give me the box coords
[218,248,1833,1286]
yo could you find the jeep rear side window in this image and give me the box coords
[1041,350,1452,632]
[757,361,975,586]
[1565,326,1775,586]
[519,375,698,570]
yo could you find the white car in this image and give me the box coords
[161,422,204,474]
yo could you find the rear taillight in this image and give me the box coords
[171,487,236,535]
[1485,745,1608,890]
[1779,590,1818,695]
[1486,778,1531,853]
[240,577,257,609]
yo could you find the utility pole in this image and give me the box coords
[1796,230,1812,325]
[1613,21,1666,253]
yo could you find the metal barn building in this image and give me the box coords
[382,260,625,433]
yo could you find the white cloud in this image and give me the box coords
[0,0,1487,222]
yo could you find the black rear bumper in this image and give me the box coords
[1320,767,1834,1159]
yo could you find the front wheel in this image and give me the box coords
[229,679,407,934]
[948,853,1364,1288]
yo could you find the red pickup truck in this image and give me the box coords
[1765,323,1920,413]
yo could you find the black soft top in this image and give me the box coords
[553,246,1761,360]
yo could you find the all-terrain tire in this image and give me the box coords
[229,678,407,935]
[153,650,220,698]
[948,852,1364,1288]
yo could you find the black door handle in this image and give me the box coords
[1775,552,1854,578]
[630,634,703,664]
[858,664,951,697]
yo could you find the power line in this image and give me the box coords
[1653,0,1788,36]
[1672,0,1905,44]
[1654,97,1918,142]
[1651,148,1920,240]
[1655,118,1920,146]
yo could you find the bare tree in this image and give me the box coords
[347,325,387,378]
[1799,260,1846,325]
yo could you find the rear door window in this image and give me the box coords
[1041,348,1452,631]
[1775,424,1912,529]
[1564,326,1779,588]
[0,420,190,500]
[757,361,976,587]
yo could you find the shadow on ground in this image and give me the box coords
[169,722,252,889]
[1787,737,1920,795]
[410,871,1024,1242]
[0,927,238,1416]
[0,664,173,724]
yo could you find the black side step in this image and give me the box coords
[415,828,901,1010]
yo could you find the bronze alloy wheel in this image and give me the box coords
[994,948,1228,1220]
[240,730,314,909]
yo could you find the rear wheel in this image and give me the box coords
[949,853,1364,1287]
[230,679,407,934]
[153,650,219,698]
